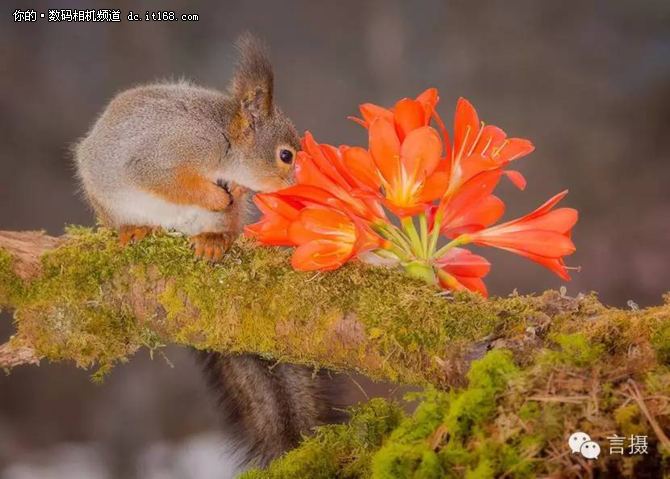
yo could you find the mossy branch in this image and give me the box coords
[0,228,668,386]
[2,228,670,476]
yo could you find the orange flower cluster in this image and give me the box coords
[246,89,578,296]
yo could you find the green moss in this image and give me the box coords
[241,398,404,479]
[518,402,540,422]
[541,333,604,367]
[651,322,670,365]
[1,228,540,384]
[614,404,648,438]
[367,351,520,478]
[0,248,24,308]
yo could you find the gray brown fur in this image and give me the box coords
[74,34,300,239]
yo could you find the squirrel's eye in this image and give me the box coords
[279,149,294,164]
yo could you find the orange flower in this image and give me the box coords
[244,193,302,246]
[247,89,579,290]
[430,169,505,238]
[351,88,440,142]
[296,133,385,221]
[288,207,384,271]
[344,121,448,216]
[436,248,491,296]
[443,98,534,196]
[463,191,577,279]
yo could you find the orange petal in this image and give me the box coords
[291,240,353,271]
[295,152,375,220]
[369,119,401,184]
[443,195,505,236]
[359,103,394,126]
[245,217,293,245]
[348,116,367,128]
[486,190,569,232]
[415,88,439,123]
[472,125,506,157]
[521,190,569,222]
[495,246,572,280]
[477,230,576,258]
[288,207,355,246]
[394,98,425,141]
[431,110,452,162]
[382,200,428,218]
[280,184,339,207]
[400,126,442,181]
[417,171,449,203]
[456,276,488,296]
[295,151,336,190]
[299,207,355,238]
[503,170,527,190]
[351,220,384,254]
[453,98,480,159]
[303,132,350,189]
[343,147,382,191]
[253,193,302,221]
[457,153,500,186]
[526,255,571,280]
[287,218,319,245]
[494,138,534,163]
[440,169,503,222]
[522,208,579,234]
[438,247,491,278]
[322,144,361,188]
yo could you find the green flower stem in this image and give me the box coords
[378,244,410,262]
[372,222,414,258]
[433,234,470,260]
[404,261,437,285]
[427,209,443,257]
[401,217,424,259]
[373,248,399,260]
[419,213,429,257]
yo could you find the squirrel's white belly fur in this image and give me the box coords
[105,188,226,236]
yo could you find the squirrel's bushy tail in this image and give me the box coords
[197,352,346,468]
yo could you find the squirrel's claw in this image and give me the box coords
[215,180,250,206]
[190,232,235,262]
[119,225,156,245]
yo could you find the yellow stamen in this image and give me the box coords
[456,125,471,165]
[480,137,493,157]
[492,139,509,158]
[467,121,486,157]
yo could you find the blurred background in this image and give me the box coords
[1,0,669,477]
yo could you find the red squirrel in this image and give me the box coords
[74,34,344,468]
[75,34,299,261]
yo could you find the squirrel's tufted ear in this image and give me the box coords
[229,33,274,139]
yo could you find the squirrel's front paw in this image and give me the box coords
[190,232,236,262]
[119,225,157,245]
[226,181,250,199]
[207,186,234,212]
[214,180,249,208]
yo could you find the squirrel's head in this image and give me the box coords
[226,34,300,192]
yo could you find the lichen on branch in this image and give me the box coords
[0,227,529,383]
[0,228,669,388]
